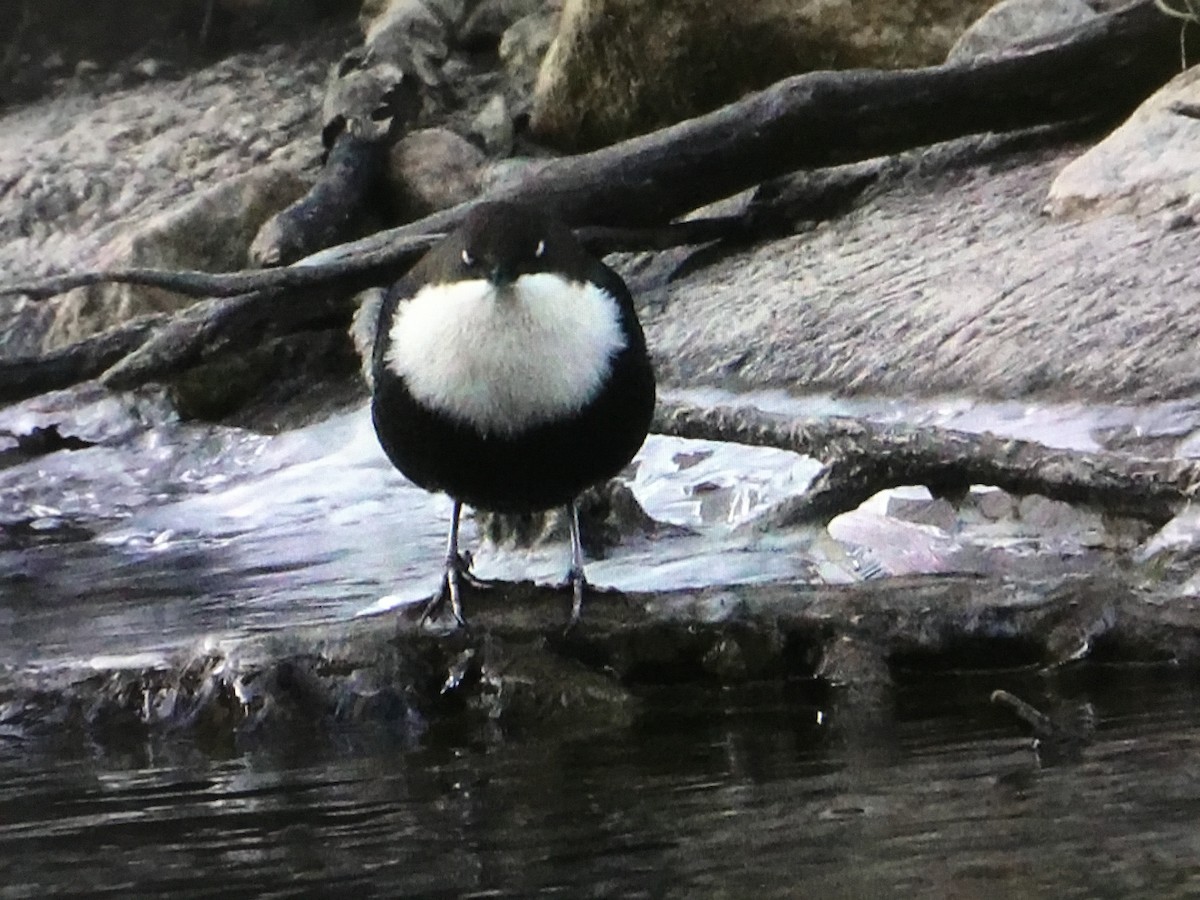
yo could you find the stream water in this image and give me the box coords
[4,384,1200,895]
[5,671,1200,897]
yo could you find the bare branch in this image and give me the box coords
[652,401,1200,526]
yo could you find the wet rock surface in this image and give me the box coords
[5,569,1200,750]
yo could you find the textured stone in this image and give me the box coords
[0,34,345,358]
[43,165,310,349]
[360,0,458,85]
[385,127,486,218]
[947,0,1095,62]
[530,0,996,150]
[1045,66,1200,219]
[458,0,548,48]
[498,9,560,91]
[647,144,1200,403]
[469,93,514,154]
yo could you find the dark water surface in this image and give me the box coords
[4,671,1200,898]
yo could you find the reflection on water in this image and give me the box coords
[3,671,1200,897]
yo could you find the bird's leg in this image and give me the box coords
[422,500,467,626]
[566,498,588,627]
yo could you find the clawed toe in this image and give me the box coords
[419,578,466,627]
[421,553,467,628]
[453,551,497,591]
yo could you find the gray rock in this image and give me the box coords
[360,0,457,86]
[42,165,310,349]
[131,58,166,80]
[648,142,1200,403]
[385,127,486,218]
[469,93,514,154]
[530,0,996,151]
[1018,494,1102,532]
[1045,66,1200,219]
[886,496,959,531]
[322,59,410,132]
[973,488,1018,521]
[458,0,548,47]
[498,9,559,90]
[0,35,340,357]
[477,480,660,555]
[946,0,1095,63]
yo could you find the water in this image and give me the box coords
[6,384,1200,668]
[4,671,1200,897]
[6,385,1200,895]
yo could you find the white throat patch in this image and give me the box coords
[385,272,627,436]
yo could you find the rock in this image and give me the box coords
[469,93,514,154]
[323,60,413,135]
[361,0,465,25]
[168,328,360,422]
[973,488,1018,521]
[2,0,358,107]
[385,127,486,218]
[1045,66,1200,220]
[648,142,1200,403]
[1018,494,1102,533]
[499,9,559,91]
[458,0,548,49]
[886,496,959,531]
[946,0,1095,62]
[42,165,310,349]
[360,0,457,86]
[0,34,341,358]
[529,0,996,151]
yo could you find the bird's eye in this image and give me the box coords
[461,249,474,267]
[534,239,546,258]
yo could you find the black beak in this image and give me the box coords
[489,264,516,287]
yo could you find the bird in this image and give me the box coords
[369,200,656,626]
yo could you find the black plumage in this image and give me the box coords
[370,201,655,624]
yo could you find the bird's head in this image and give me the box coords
[451,201,560,289]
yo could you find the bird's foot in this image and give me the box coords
[420,555,472,628]
[454,550,497,591]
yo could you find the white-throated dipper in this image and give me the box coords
[369,201,656,626]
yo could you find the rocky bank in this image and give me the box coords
[2,0,1200,737]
